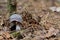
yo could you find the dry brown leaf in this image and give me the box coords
[45,27,59,37]
[5,32,10,38]
[0,36,3,40]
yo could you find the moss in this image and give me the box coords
[8,0,17,15]
[11,32,19,37]
[10,30,24,38]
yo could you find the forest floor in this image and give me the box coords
[0,0,60,40]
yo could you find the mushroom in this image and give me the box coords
[9,14,23,31]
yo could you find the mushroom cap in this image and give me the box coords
[9,14,23,23]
